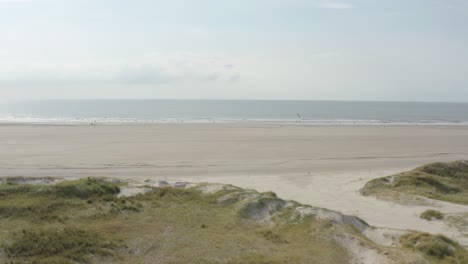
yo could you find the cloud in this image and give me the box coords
[0,52,241,86]
[116,52,240,84]
[318,2,354,9]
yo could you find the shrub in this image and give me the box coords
[421,161,468,179]
[420,209,444,221]
[52,178,120,199]
[4,227,116,263]
[259,230,287,243]
[400,233,456,259]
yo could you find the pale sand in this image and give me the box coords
[1,123,468,244]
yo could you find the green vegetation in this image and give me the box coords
[445,213,468,236]
[361,161,468,205]
[52,178,120,199]
[0,178,121,221]
[0,177,465,263]
[4,228,116,264]
[420,210,444,221]
[400,232,467,263]
[0,178,353,263]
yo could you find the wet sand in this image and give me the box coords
[1,123,468,243]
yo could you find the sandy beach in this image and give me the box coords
[1,123,468,244]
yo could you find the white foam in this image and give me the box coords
[0,116,467,126]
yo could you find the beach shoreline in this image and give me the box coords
[1,123,468,244]
[2,120,468,126]
[2,123,468,176]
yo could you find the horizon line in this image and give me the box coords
[5,98,468,104]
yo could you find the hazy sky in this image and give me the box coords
[1,0,468,102]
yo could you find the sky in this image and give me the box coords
[0,0,468,102]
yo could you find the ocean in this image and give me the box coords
[1,100,468,125]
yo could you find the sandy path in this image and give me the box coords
[1,123,467,244]
[170,171,468,245]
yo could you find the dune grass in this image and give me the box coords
[4,228,117,264]
[0,177,465,263]
[361,161,468,205]
[420,210,444,221]
[400,232,467,263]
[0,178,353,264]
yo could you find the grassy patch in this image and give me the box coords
[4,228,116,264]
[52,178,120,199]
[0,178,127,263]
[361,161,468,205]
[2,178,447,263]
[0,178,121,222]
[0,179,357,263]
[420,210,444,221]
[445,213,468,236]
[400,232,467,263]
[258,230,288,244]
[227,253,290,264]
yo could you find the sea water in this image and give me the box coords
[1,100,468,125]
